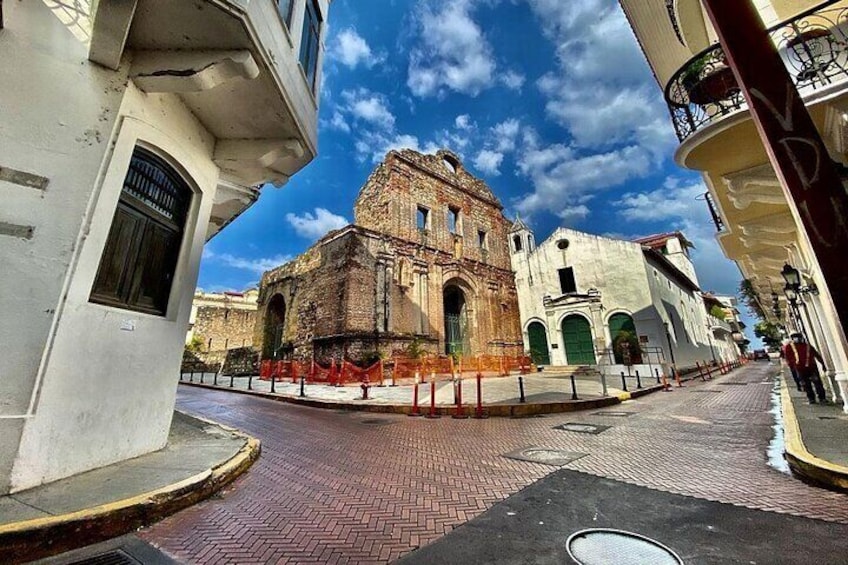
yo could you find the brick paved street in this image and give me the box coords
[141,362,848,563]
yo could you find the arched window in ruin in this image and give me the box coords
[263,294,286,359]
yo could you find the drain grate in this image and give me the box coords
[503,446,587,466]
[690,389,723,393]
[718,382,748,386]
[553,422,610,434]
[67,550,141,565]
[818,416,837,420]
[567,528,683,565]
[590,411,635,417]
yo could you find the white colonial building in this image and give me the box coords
[510,222,740,376]
[0,0,329,493]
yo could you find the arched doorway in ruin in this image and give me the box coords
[263,294,286,360]
[443,284,470,356]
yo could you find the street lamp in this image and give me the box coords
[780,263,818,295]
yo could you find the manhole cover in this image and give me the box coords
[553,423,610,434]
[503,446,587,466]
[360,418,392,425]
[567,528,683,565]
[590,411,635,417]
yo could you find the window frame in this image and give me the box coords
[416,205,430,231]
[558,267,577,294]
[447,205,461,235]
[298,0,323,92]
[277,0,295,29]
[477,229,488,249]
[89,147,193,317]
[513,234,523,252]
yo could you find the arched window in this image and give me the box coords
[90,147,193,316]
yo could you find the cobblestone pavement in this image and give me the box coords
[141,362,848,564]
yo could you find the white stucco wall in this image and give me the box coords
[512,228,664,366]
[512,227,723,372]
[0,1,127,492]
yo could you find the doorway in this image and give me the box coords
[527,322,551,365]
[562,315,595,365]
[443,285,468,355]
[264,294,286,359]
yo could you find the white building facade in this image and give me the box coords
[0,0,329,493]
[510,224,740,376]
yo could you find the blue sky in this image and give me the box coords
[198,0,757,344]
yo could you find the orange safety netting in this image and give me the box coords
[338,360,384,385]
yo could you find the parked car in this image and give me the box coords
[753,349,769,361]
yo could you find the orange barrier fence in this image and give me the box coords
[258,355,533,387]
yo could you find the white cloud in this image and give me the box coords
[285,208,350,240]
[203,249,292,275]
[515,135,652,220]
[328,111,350,133]
[501,70,526,90]
[330,28,383,69]
[613,176,742,295]
[491,118,521,153]
[473,149,504,176]
[342,89,396,129]
[407,0,497,97]
[455,114,474,130]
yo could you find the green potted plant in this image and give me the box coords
[681,50,739,106]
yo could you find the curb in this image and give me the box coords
[0,415,261,564]
[180,379,676,417]
[779,377,848,492]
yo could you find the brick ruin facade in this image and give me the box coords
[188,290,258,352]
[256,149,523,363]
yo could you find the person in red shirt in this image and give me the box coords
[780,340,802,392]
[784,333,827,404]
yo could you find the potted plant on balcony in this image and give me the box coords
[681,51,740,106]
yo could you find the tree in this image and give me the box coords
[709,304,727,320]
[739,279,765,320]
[754,321,782,350]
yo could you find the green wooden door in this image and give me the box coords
[608,313,639,364]
[527,322,551,365]
[562,315,596,365]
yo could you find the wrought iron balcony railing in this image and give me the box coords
[664,5,848,142]
[703,191,724,232]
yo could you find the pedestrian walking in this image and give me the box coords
[780,339,802,392]
[784,333,828,404]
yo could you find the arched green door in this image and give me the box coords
[562,315,595,365]
[608,313,640,364]
[527,322,550,365]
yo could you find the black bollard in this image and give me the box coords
[248,374,253,390]
[620,371,628,392]
[299,375,306,397]
[179,372,183,382]
[271,373,276,393]
[200,371,204,384]
[570,374,579,400]
[518,376,526,403]
[655,368,661,384]
[189,369,194,383]
[635,370,642,389]
[214,372,218,386]
[229,373,234,388]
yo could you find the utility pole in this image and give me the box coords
[700,0,848,343]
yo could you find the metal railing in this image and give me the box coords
[703,191,725,232]
[664,5,848,141]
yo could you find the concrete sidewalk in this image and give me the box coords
[780,367,848,491]
[0,412,260,564]
[179,365,720,417]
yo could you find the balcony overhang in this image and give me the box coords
[89,0,319,191]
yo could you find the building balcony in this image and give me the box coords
[664,5,848,142]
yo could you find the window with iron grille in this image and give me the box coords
[277,0,294,28]
[90,147,192,316]
[299,0,322,92]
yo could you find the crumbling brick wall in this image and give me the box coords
[256,149,523,364]
[193,306,256,352]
